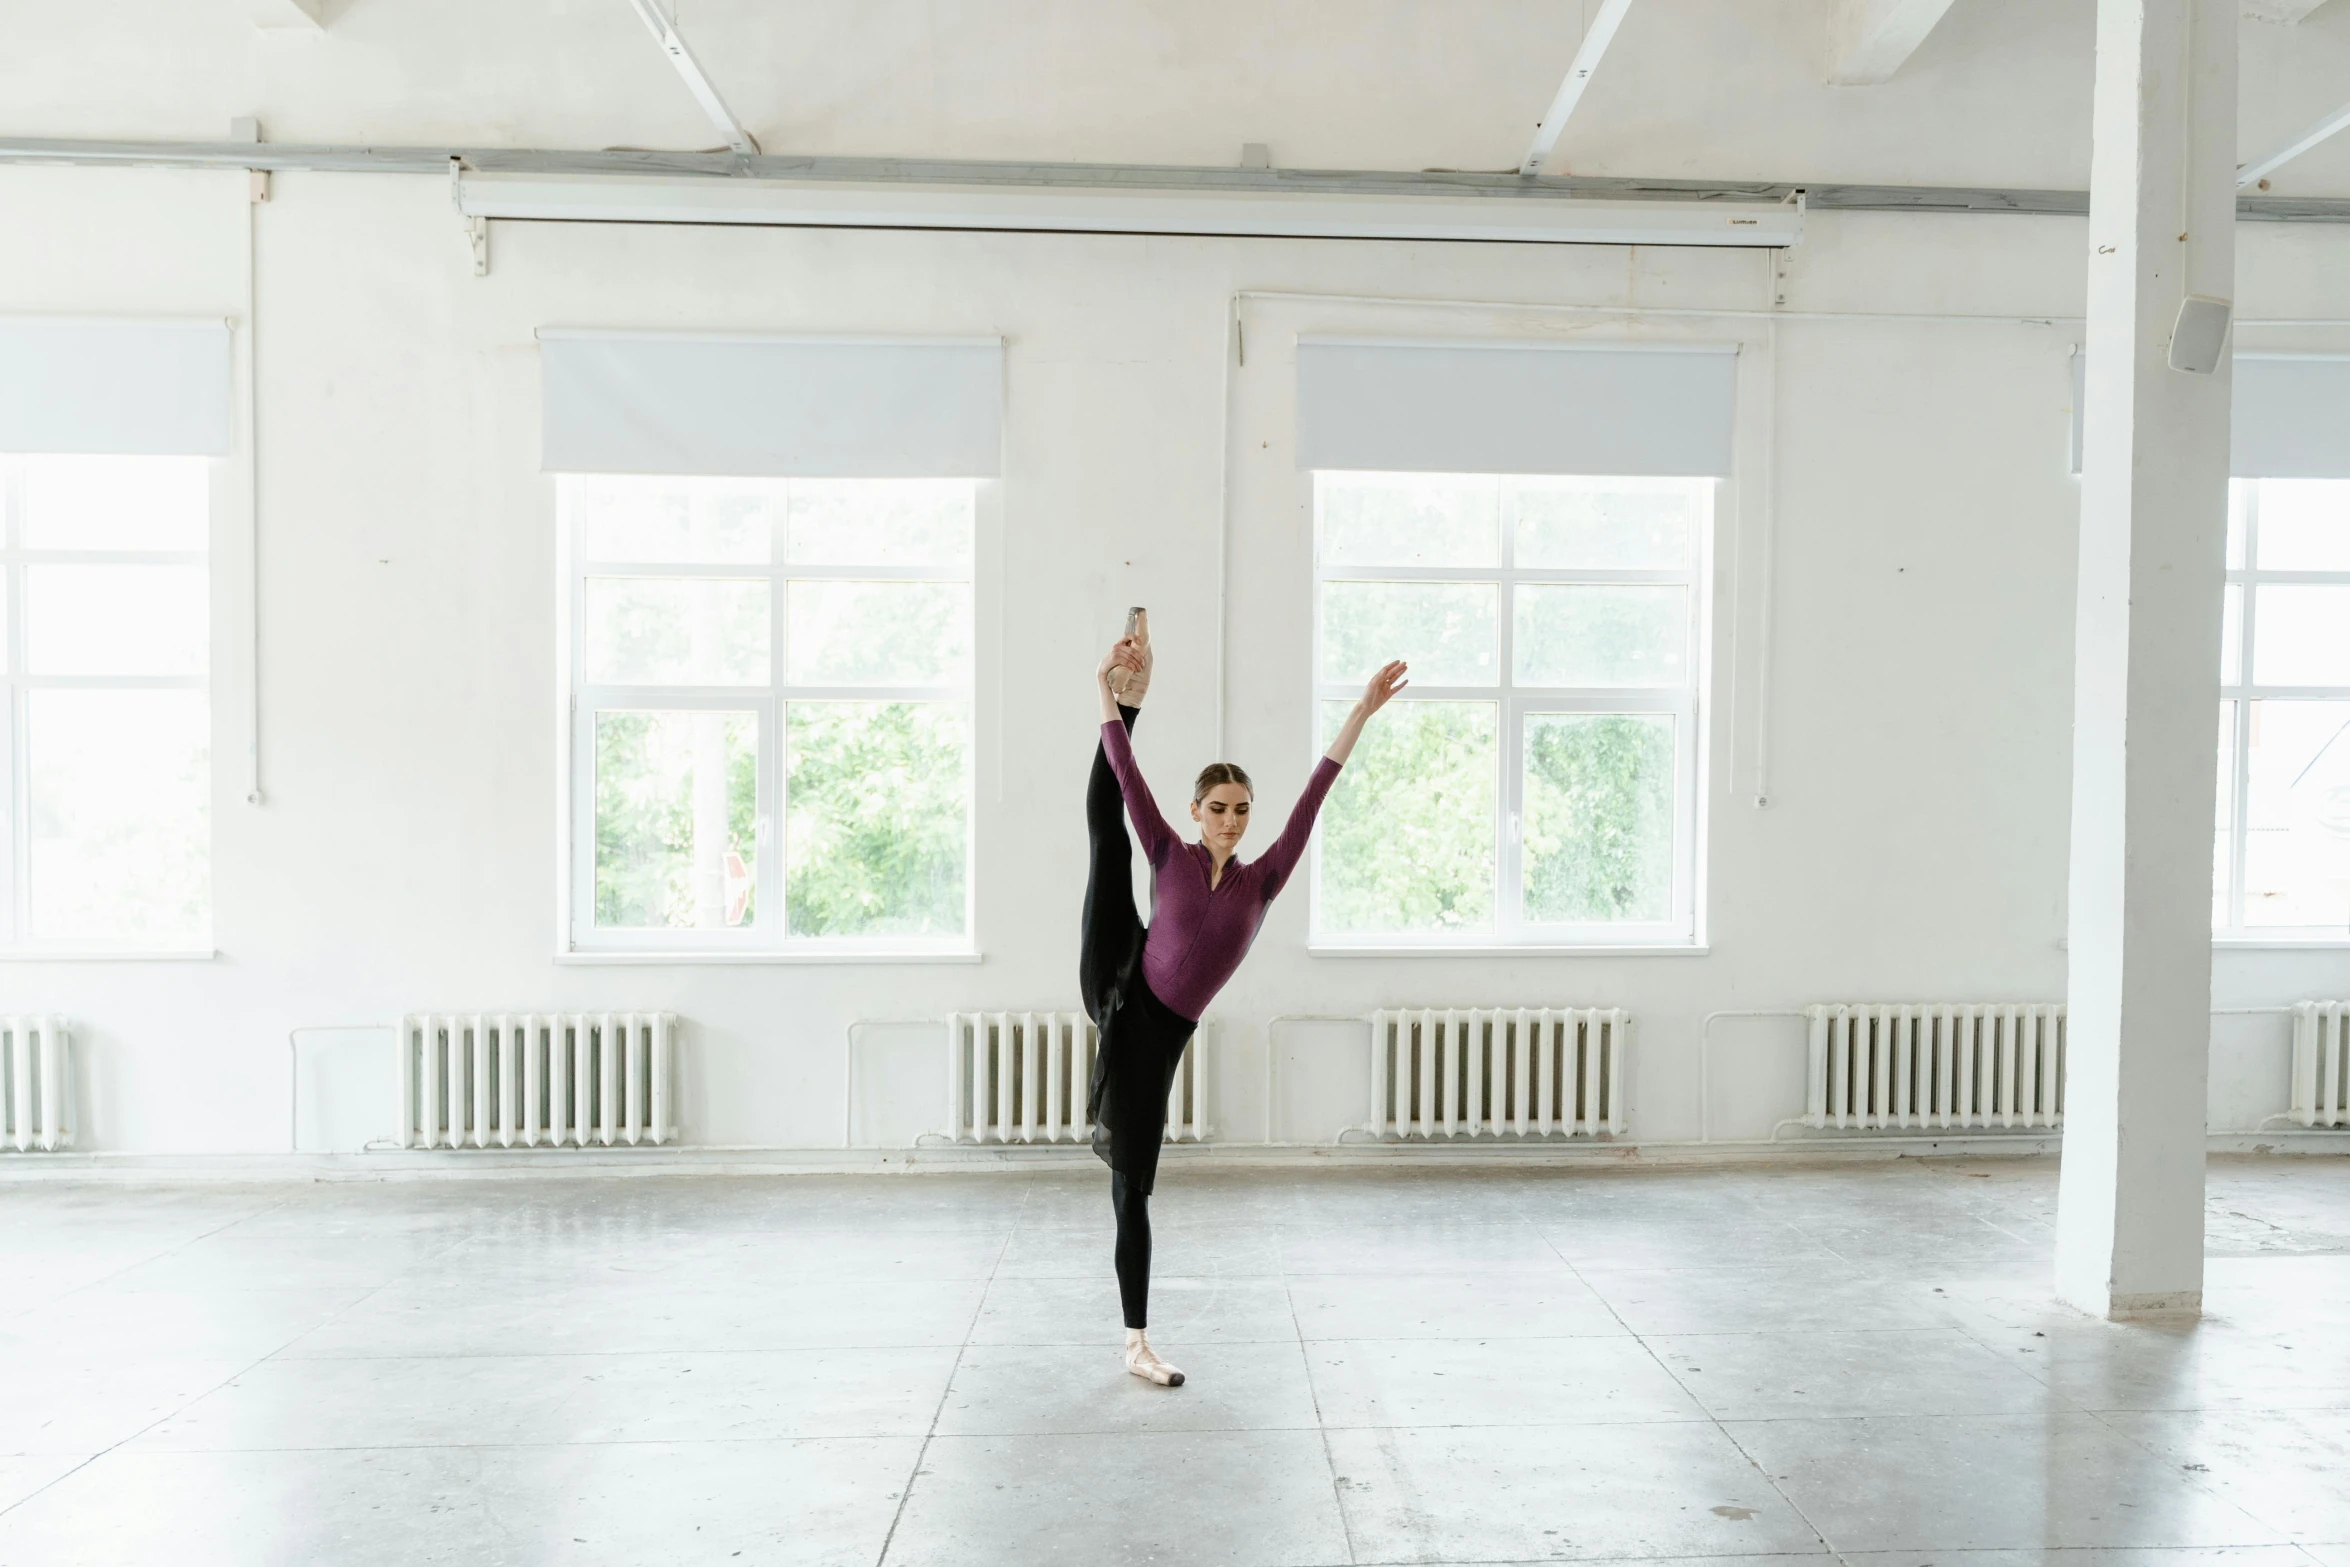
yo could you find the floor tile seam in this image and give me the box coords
[1704,1411,1861,1567]
[0,1348,275,1523]
[1540,1197,1855,1562]
[1305,1415,1726,1431]
[1530,1226,1850,1567]
[872,1174,1030,1567]
[1630,1326,1989,1341]
[1293,1331,1633,1342]
[1300,1330,1953,1345]
[196,1345,977,1364]
[1333,1554,1839,1567]
[24,1201,298,1305]
[1285,1271,1361,1567]
[113,1433,974,1454]
[28,1266,432,1485]
[269,1341,1004,1358]
[2065,1400,2322,1544]
[1935,1313,2106,1416]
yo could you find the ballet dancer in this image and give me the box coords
[1082,609,1406,1386]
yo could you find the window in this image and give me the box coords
[562,475,974,954]
[2215,477,2350,938]
[1311,470,1706,947]
[1,456,212,950]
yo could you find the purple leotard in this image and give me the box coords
[1098,718,1342,1021]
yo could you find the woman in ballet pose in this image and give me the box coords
[1084,611,1406,1386]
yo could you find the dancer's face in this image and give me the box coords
[1190,784,1253,856]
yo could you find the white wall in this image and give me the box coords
[5,0,2350,1155]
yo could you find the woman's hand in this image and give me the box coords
[1098,637,1145,687]
[1325,660,1407,767]
[1096,636,1145,720]
[1354,660,1408,719]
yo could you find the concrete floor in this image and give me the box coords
[0,1157,2347,1566]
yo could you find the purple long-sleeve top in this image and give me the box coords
[1100,718,1342,1022]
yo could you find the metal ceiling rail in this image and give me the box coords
[3,136,2349,223]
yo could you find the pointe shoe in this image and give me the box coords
[1109,607,1151,706]
[1124,1330,1185,1387]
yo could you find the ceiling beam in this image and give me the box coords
[249,0,328,28]
[1520,0,1636,177]
[2239,95,2350,187]
[623,0,759,157]
[1828,0,1961,86]
[2242,0,2334,22]
[7,136,2350,225]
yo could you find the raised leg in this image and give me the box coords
[1079,703,1144,1025]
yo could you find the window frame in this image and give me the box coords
[0,455,215,956]
[2214,476,2350,945]
[1307,470,1711,953]
[557,476,980,959]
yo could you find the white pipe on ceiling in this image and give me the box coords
[453,169,1805,247]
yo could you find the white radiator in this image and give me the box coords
[1,1015,73,1152]
[1368,1007,1626,1140]
[2292,1001,2350,1128]
[399,1013,677,1149]
[1805,1003,2065,1131]
[945,1011,1209,1145]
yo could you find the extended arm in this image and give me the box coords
[1096,638,1178,861]
[1258,661,1408,892]
[1323,661,1408,766]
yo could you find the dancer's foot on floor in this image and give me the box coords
[1124,1329,1184,1387]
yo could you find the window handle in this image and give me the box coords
[754,817,774,846]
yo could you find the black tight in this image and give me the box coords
[1110,1170,1151,1329]
[1083,702,1169,1331]
[1080,702,1144,1023]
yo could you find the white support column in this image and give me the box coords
[2056,0,2236,1321]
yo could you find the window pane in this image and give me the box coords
[26,565,207,676]
[2251,585,2350,686]
[1523,713,1676,924]
[567,475,773,564]
[1320,582,1497,686]
[593,710,758,929]
[2255,479,2350,571]
[1315,699,1495,934]
[785,582,971,685]
[787,479,973,567]
[2215,700,2236,930]
[583,578,768,685]
[1511,477,1698,570]
[2221,584,2241,686]
[27,690,209,943]
[23,456,208,551]
[2228,480,2247,571]
[2242,700,2350,928]
[786,702,968,937]
[1515,585,1688,687]
[1316,472,1498,567]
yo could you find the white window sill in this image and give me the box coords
[2213,938,2350,950]
[1310,943,1708,958]
[0,948,216,963]
[556,948,982,966]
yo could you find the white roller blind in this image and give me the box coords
[2069,352,2350,478]
[539,331,1002,477]
[2233,356,2350,478]
[0,317,233,456]
[1296,339,1738,476]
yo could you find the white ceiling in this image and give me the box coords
[3,0,2349,197]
